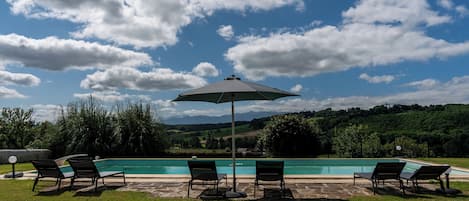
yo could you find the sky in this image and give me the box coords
[1,0,469,122]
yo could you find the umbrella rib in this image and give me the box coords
[216,92,225,103]
[256,91,273,100]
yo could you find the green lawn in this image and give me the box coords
[0,180,468,201]
[350,182,469,201]
[418,158,469,169]
[0,162,34,174]
[0,180,192,201]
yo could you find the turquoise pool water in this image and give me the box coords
[60,159,469,175]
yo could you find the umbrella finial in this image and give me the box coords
[226,75,240,80]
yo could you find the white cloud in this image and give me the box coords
[0,70,40,86]
[438,0,453,9]
[456,5,469,17]
[0,86,26,99]
[226,0,469,80]
[192,62,219,77]
[290,84,303,93]
[234,75,469,114]
[217,25,234,40]
[81,67,207,91]
[359,73,395,84]
[0,34,151,71]
[73,91,151,102]
[31,104,62,122]
[7,0,303,48]
[404,78,439,89]
[343,0,451,27]
[153,99,178,108]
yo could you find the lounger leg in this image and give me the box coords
[399,179,405,195]
[123,173,126,185]
[70,177,75,190]
[57,178,62,192]
[32,177,39,192]
[353,175,356,185]
[102,178,105,185]
[187,180,191,198]
[372,179,376,194]
[95,178,98,192]
[254,181,257,198]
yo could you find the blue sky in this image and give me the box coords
[1,0,469,122]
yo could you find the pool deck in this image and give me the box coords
[2,158,469,199]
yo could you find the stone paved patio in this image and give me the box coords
[117,181,429,200]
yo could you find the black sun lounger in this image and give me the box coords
[187,160,227,198]
[400,165,450,192]
[254,160,285,197]
[353,162,406,194]
[67,158,125,191]
[31,159,74,192]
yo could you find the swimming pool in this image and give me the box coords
[59,158,469,175]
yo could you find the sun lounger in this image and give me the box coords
[353,162,406,194]
[187,160,227,198]
[31,159,74,192]
[254,161,285,197]
[400,165,450,192]
[67,158,125,191]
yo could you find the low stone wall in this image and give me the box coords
[0,149,51,164]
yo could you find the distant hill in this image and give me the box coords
[162,111,280,125]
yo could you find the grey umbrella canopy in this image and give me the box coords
[173,75,298,197]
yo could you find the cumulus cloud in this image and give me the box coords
[81,67,207,91]
[226,0,469,80]
[290,84,303,93]
[359,73,395,84]
[0,86,27,98]
[217,25,234,40]
[0,70,40,86]
[438,0,453,9]
[404,78,439,89]
[7,0,303,48]
[192,62,219,77]
[153,99,178,108]
[456,5,469,17]
[73,91,151,102]
[235,75,469,114]
[0,34,151,71]
[31,104,62,122]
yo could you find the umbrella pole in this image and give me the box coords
[231,95,236,192]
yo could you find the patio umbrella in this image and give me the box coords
[173,75,298,197]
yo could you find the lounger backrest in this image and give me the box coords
[372,162,406,180]
[412,165,450,180]
[188,160,218,181]
[256,161,284,181]
[31,160,63,178]
[67,158,99,178]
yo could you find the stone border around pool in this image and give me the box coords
[5,158,469,182]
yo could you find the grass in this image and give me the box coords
[0,180,192,201]
[0,162,34,174]
[0,179,468,201]
[418,158,469,168]
[350,182,469,201]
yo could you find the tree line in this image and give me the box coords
[0,97,168,158]
[2,101,469,158]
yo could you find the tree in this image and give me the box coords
[333,124,382,158]
[114,102,168,156]
[259,115,321,157]
[0,107,35,148]
[188,136,202,148]
[56,97,113,156]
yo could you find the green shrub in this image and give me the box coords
[259,115,321,157]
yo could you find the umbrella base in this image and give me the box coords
[225,191,247,198]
